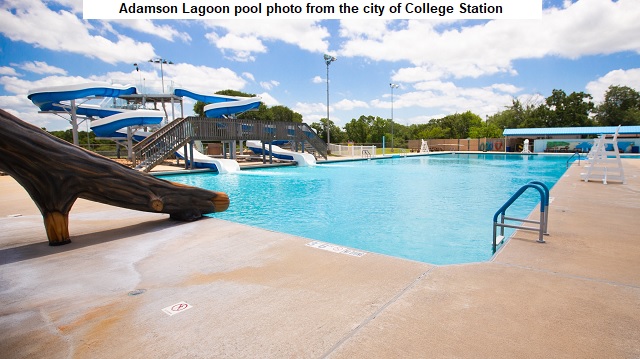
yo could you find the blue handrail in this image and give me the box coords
[492,181,550,251]
[528,180,550,234]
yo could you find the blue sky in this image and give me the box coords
[1,0,640,131]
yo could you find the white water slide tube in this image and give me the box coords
[174,147,241,174]
[246,140,316,166]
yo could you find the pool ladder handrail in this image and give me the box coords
[362,150,372,159]
[492,181,550,251]
[566,151,582,168]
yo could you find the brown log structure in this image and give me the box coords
[0,109,229,245]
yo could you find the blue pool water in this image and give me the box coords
[160,154,571,265]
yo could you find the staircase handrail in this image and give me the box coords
[492,181,549,250]
[295,122,328,159]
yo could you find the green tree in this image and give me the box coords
[543,89,595,127]
[269,105,303,123]
[595,85,640,126]
[344,116,372,143]
[311,118,346,143]
[369,116,391,143]
[434,111,483,138]
[417,125,448,139]
[469,121,503,138]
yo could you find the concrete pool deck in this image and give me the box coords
[1,159,639,358]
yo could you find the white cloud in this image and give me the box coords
[242,72,255,81]
[259,80,280,90]
[0,67,20,76]
[0,0,156,64]
[334,98,369,111]
[205,32,266,62]
[369,80,524,121]
[14,61,67,75]
[339,0,640,80]
[201,20,330,61]
[311,76,324,84]
[292,102,327,117]
[256,92,279,106]
[585,68,640,103]
[159,63,248,94]
[111,20,192,43]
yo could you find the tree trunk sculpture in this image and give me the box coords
[0,109,229,245]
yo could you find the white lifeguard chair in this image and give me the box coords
[521,139,532,153]
[581,126,625,184]
[420,139,430,153]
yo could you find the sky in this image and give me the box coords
[1,0,640,131]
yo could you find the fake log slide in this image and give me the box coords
[0,109,229,245]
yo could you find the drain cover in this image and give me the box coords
[128,289,146,296]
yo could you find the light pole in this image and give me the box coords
[324,54,336,144]
[149,58,173,93]
[390,83,399,152]
[133,63,143,92]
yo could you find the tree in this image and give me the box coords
[368,116,391,143]
[543,89,595,127]
[488,98,546,129]
[595,85,640,126]
[311,118,346,143]
[469,121,503,138]
[344,116,372,143]
[268,105,303,123]
[433,111,483,139]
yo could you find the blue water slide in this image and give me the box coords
[173,88,261,118]
[27,82,137,112]
[90,110,165,137]
[27,82,164,138]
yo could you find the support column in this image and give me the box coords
[189,141,194,169]
[231,141,237,159]
[127,127,133,160]
[71,99,79,146]
[183,144,189,169]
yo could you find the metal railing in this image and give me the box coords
[132,117,327,172]
[566,151,583,168]
[493,181,550,251]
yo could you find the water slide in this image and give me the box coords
[174,147,241,174]
[173,88,261,118]
[27,82,164,138]
[246,140,316,166]
[172,88,263,173]
[27,83,261,173]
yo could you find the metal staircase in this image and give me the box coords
[132,117,327,172]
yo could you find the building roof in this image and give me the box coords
[503,126,640,137]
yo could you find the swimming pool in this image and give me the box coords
[160,154,571,265]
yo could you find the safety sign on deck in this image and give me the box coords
[162,301,193,316]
